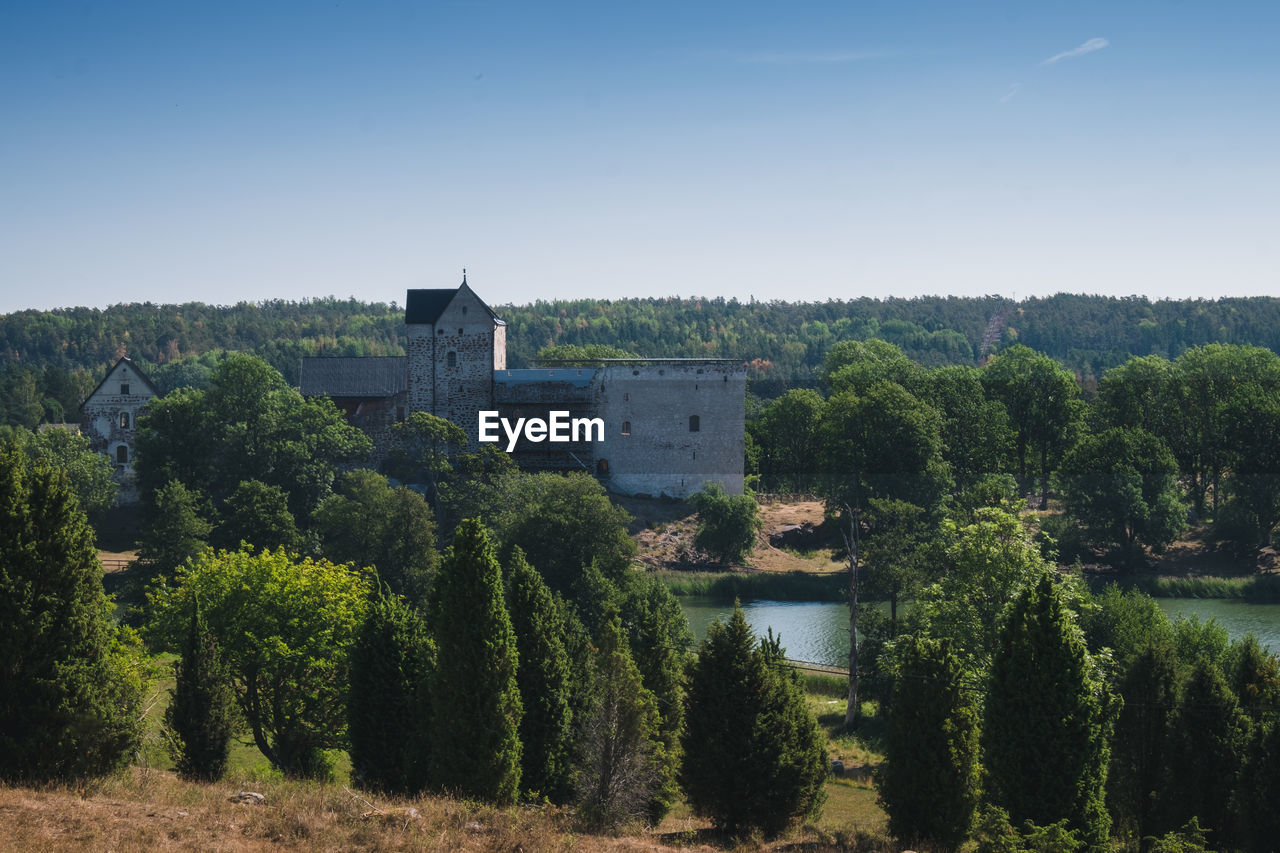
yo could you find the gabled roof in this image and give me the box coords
[404,280,505,326]
[299,356,407,398]
[81,356,161,408]
[404,289,458,325]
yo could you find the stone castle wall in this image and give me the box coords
[385,286,745,498]
[594,363,745,497]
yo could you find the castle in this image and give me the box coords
[299,278,746,498]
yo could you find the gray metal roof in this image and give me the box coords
[494,368,597,387]
[299,356,407,397]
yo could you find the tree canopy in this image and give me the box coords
[146,546,371,778]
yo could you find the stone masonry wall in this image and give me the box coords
[406,285,500,445]
[594,363,745,498]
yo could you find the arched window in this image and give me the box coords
[689,414,700,432]
[120,412,129,429]
[116,445,128,464]
[621,421,631,436]
[447,351,457,368]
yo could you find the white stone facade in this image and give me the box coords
[80,357,159,503]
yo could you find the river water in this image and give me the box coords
[679,597,1280,668]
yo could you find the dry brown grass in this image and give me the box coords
[0,770,686,852]
[0,768,900,852]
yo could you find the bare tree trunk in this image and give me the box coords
[843,508,860,730]
[1040,443,1050,510]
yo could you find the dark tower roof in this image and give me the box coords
[404,279,505,326]
[404,289,459,325]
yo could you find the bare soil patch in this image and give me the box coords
[98,549,138,573]
[619,495,844,575]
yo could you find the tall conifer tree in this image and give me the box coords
[348,586,434,793]
[620,575,691,823]
[1163,660,1246,844]
[505,547,574,802]
[576,609,662,830]
[1106,640,1178,843]
[165,598,237,780]
[0,448,142,781]
[983,572,1116,846]
[429,519,522,803]
[878,635,979,848]
[682,605,827,838]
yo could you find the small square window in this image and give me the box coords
[120,384,130,395]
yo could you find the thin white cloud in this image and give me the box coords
[1000,83,1021,104]
[1041,37,1110,66]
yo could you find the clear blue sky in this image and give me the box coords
[2,1,1276,312]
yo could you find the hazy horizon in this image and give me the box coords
[3,1,1276,313]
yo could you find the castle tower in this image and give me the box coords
[405,274,506,444]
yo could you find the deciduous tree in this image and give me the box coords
[982,345,1082,505]
[1059,427,1185,567]
[690,483,761,564]
[749,388,825,492]
[313,469,439,604]
[214,478,303,553]
[137,479,213,577]
[490,472,636,594]
[146,547,370,778]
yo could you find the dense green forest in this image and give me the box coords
[8,292,1280,427]
[7,345,1280,849]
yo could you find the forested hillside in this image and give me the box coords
[6,291,1280,427]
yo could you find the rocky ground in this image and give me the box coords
[617,495,845,575]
